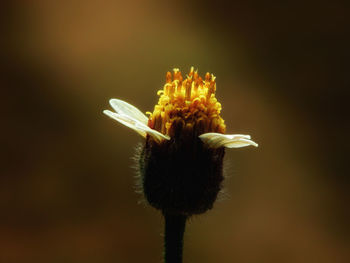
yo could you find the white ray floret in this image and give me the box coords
[199,133,258,148]
[134,122,170,142]
[103,99,170,143]
[103,110,146,137]
[109,99,149,124]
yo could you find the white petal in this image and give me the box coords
[199,132,258,148]
[199,133,252,148]
[135,122,170,142]
[103,110,170,143]
[109,99,148,125]
[224,138,258,148]
[103,110,147,137]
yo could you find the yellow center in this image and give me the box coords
[147,67,226,138]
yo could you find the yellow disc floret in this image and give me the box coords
[148,67,226,138]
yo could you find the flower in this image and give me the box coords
[103,67,258,148]
[103,67,258,216]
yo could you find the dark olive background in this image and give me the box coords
[2,0,349,262]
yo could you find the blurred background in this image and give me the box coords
[2,0,349,262]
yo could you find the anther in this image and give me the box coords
[205,72,211,82]
[169,83,175,99]
[176,75,183,93]
[173,68,181,80]
[166,71,172,83]
[185,79,192,101]
[192,80,198,94]
[189,67,194,77]
[198,76,203,85]
[164,83,172,95]
[195,76,202,91]
[207,81,216,100]
[193,71,198,81]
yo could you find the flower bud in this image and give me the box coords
[138,133,225,216]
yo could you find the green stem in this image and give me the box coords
[163,213,187,263]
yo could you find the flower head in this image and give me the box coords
[104,67,257,148]
[104,67,258,216]
[147,67,226,138]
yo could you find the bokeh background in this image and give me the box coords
[2,0,349,262]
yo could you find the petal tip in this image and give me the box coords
[108,98,118,105]
[103,109,114,117]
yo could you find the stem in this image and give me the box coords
[163,213,187,263]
